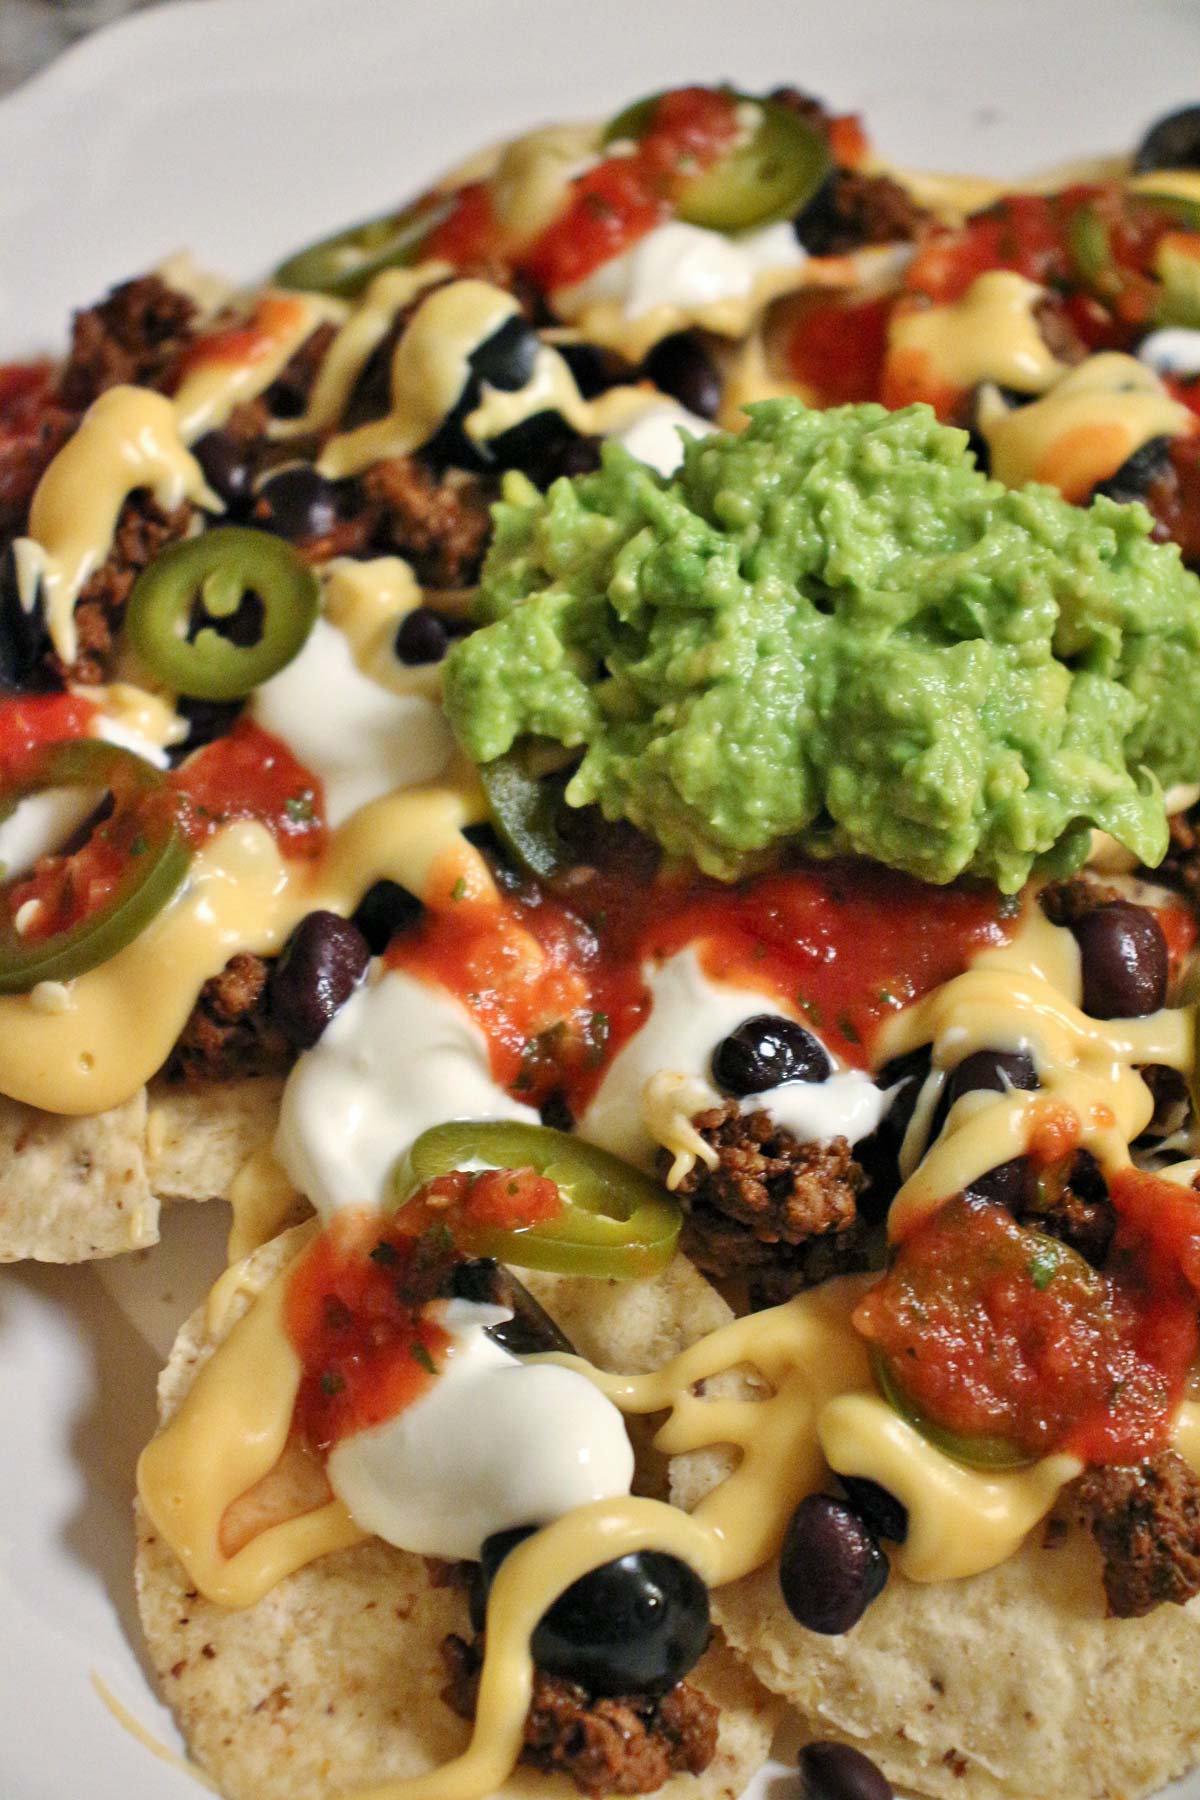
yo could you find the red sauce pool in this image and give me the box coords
[173,718,327,860]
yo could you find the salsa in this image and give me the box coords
[173,718,327,860]
[856,1192,1199,1464]
[389,855,1014,1109]
[285,1209,456,1454]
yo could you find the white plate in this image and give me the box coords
[2,2,1200,1795]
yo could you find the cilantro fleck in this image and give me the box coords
[320,1369,346,1396]
[451,876,468,901]
[798,995,824,1027]
[837,1013,861,1045]
[877,987,904,1011]
[369,1240,400,1267]
[410,1340,438,1375]
[1026,1243,1062,1291]
[285,790,315,824]
[129,833,148,857]
[586,1011,610,1066]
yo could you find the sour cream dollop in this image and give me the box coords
[1138,327,1200,380]
[580,947,890,1169]
[275,966,538,1218]
[558,218,806,321]
[609,399,716,476]
[327,1299,634,1560]
[251,615,453,828]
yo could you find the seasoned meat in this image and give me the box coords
[768,86,930,253]
[58,276,199,410]
[361,454,495,588]
[263,321,338,420]
[46,493,194,685]
[442,1633,718,1798]
[669,1102,863,1244]
[1039,874,1124,927]
[1157,806,1200,908]
[665,1103,869,1304]
[165,952,291,1085]
[1070,1450,1200,1617]
[1016,1150,1115,1267]
[0,397,77,543]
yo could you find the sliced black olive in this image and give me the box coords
[170,695,245,760]
[779,1494,888,1634]
[799,1739,894,1800]
[712,1014,832,1095]
[448,1258,575,1357]
[473,1527,711,1696]
[269,910,370,1049]
[1134,105,1200,173]
[792,173,842,254]
[539,1088,575,1133]
[351,879,422,955]
[469,315,540,392]
[640,332,722,420]
[1071,901,1168,1018]
[253,465,344,542]
[559,341,631,399]
[1092,434,1172,506]
[838,1476,908,1545]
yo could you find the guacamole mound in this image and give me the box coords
[444,400,1200,889]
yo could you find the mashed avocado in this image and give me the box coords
[444,401,1200,889]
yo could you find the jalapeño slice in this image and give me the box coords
[871,1348,1035,1471]
[126,527,319,702]
[0,739,191,992]
[273,193,456,298]
[478,746,574,883]
[603,87,830,233]
[395,1120,682,1279]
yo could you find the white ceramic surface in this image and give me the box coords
[2,2,1200,1795]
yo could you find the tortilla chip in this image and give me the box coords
[0,1089,155,1262]
[145,1078,285,1202]
[136,1241,780,1800]
[670,1408,1200,1800]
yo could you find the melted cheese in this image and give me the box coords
[273,264,451,440]
[978,352,1194,499]
[878,900,1193,1238]
[0,776,490,1115]
[172,290,346,443]
[318,277,654,478]
[488,122,601,247]
[227,1143,301,1264]
[137,1222,365,1607]
[12,386,218,663]
[887,270,1067,398]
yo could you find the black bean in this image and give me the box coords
[270,910,369,1049]
[351,879,422,955]
[712,1014,832,1095]
[944,1048,1038,1110]
[640,331,722,420]
[1092,434,1171,506]
[395,606,452,665]
[779,1494,888,1634]
[193,429,257,513]
[487,410,593,484]
[473,1528,711,1696]
[1134,104,1200,173]
[170,695,244,760]
[0,548,51,689]
[559,341,631,399]
[839,1476,908,1545]
[254,465,343,542]
[799,1739,893,1800]
[469,315,539,392]
[964,1157,1029,1210]
[792,174,841,255]
[1071,901,1168,1019]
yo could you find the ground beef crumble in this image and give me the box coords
[46,492,195,685]
[663,1102,869,1302]
[58,275,199,410]
[165,952,291,1085]
[1015,1149,1116,1267]
[1156,807,1200,909]
[360,455,495,588]
[1038,874,1125,927]
[441,1633,718,1798]
[769,86,931,252]
[1069,1450,1200,1617]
